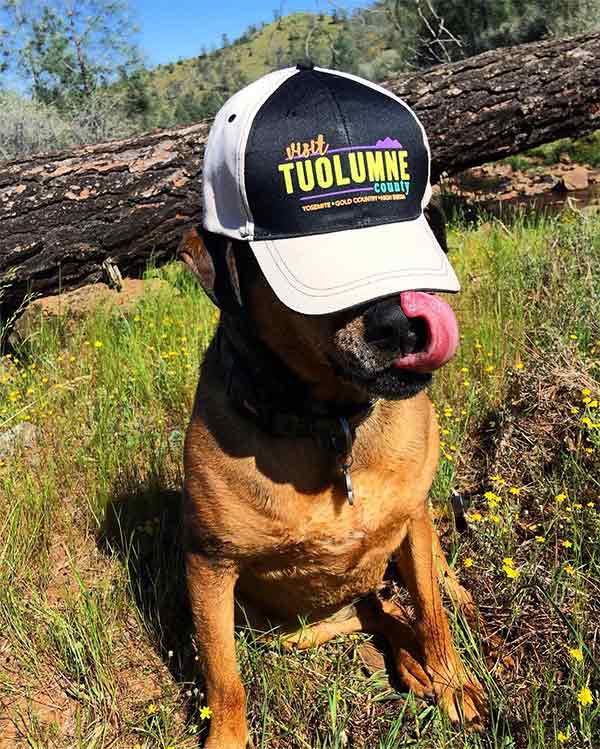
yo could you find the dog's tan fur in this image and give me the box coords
[181,229,486,749]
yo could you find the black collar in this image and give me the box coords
[216,326,375,503]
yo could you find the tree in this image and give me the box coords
[335,0,600,76]
[0,0,142,107]
[331,22,360,73]
[414,0,600,65]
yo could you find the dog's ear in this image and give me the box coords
[178,227,243,311]
[423,201,448,254]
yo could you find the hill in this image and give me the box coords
[142,11,383,128]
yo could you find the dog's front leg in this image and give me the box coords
[186,552,248,749]
[396,511,486,729]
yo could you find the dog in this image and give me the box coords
[179,218,486,749]
[179,62,487,748]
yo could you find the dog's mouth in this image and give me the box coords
[330,291,459,399]
[392,291,459,373]
[333,358,432,400]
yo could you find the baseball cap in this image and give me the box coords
[202,63,460,315]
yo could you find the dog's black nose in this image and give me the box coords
[363,298,427,356]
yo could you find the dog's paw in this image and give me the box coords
[427,661,487,730]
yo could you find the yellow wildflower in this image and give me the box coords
[564,564,576,576]
[463,557,474,568]
[535,536,546,543]
[503,564,519,579]
[94,340,103,349]
[469,512,483,522]
[503,557,515,567]
[515,361,524,370]
[199,706,213,720]
[555,493,567,503]
[582,388,591,397]
[577,686,593,706]
[146,703,158,716]
[561,540,573,549]
[569,648,583,662]
[484,491,501,502]
[557,730,569,744]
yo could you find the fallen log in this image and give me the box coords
[1,31,599,318]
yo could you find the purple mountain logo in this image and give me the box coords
[375,137,402,148]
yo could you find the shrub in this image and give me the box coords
[0,90,136,161]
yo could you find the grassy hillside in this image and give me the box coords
[144,12,372,128]
[153,13,337,88]
[1,210,599,747]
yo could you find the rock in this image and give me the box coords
[0,422,40,461]
[534,173,560,188]
[561,166,589,191]
[589,169,600,185]
[559,152,572,164]
[496,163,514,177]
[9,278,179,346]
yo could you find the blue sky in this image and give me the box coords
[134,0,367,67]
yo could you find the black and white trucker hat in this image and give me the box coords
[202,63,459,315]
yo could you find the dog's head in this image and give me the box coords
[179,204,458,402]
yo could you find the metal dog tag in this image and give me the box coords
[342,462,354,506]
[336,417,355,506]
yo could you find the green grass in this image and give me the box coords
[527,130,600,168]
[1,211,599,747]
[497,129,600,171]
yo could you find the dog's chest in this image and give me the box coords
[248,467,422,576]
[236,467,424,617]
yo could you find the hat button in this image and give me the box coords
[296,59,315,71]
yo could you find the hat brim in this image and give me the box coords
[249,215,460,315]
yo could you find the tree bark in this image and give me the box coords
[1,31,599,317]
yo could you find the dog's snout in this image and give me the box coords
[363,298,427,356]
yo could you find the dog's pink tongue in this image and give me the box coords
[393,291,459,372]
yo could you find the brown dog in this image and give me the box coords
[179,217,486,749]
